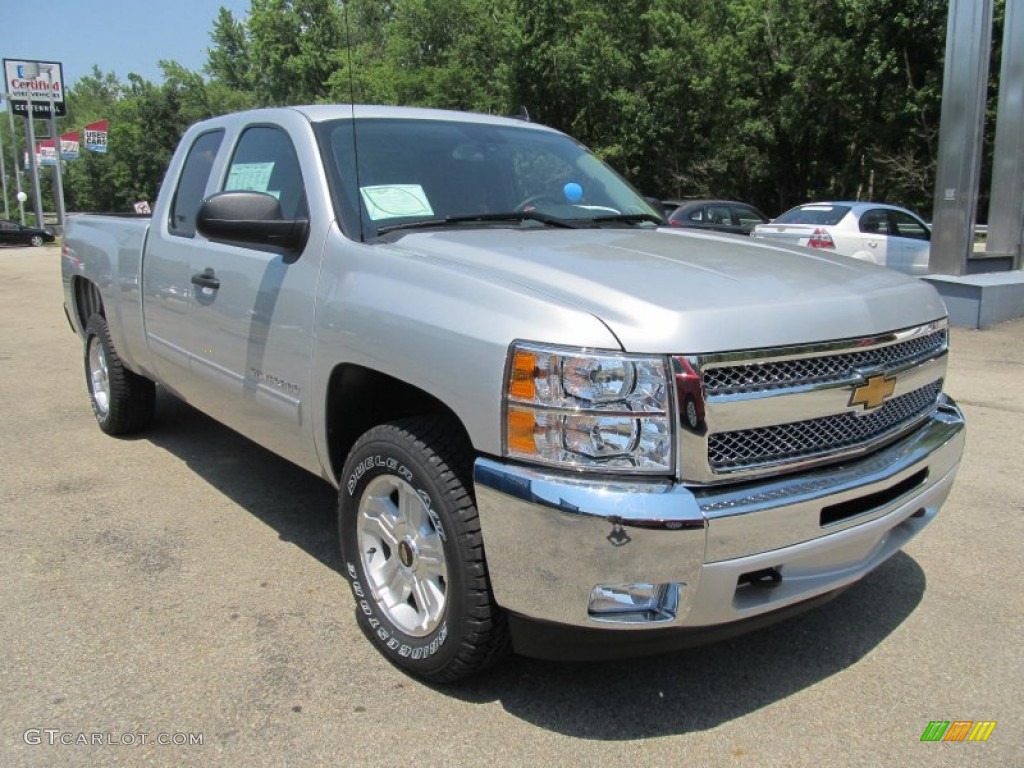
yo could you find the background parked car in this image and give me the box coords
[750,201,931,275]
[665,199,769,235]
[0,220,56,247]
[657,198,687,217]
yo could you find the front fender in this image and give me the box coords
[310,227,621,465]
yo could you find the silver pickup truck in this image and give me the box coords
[63,105,965,682]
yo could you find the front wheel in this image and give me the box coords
[339,418,508,682]
[84,313,156,435]
[29,235,43,247]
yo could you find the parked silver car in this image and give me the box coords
[751,202,931,275]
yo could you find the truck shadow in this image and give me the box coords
[146,389,342,574]
[146,389,925,739]
[449,553,925,737]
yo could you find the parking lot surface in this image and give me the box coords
[2,245,1021,767]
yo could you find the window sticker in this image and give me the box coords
[226,162,275,193]
[360,184,434,221]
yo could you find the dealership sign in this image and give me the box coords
[3,59,66,117]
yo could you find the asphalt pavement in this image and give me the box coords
[1,244,1021,767]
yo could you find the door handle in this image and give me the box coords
[191,269,220,290]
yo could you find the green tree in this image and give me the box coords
[206,7,255,92]
[245,0,348,104]
[48,0,965,218]
[338,0,517,112]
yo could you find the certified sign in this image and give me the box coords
[3,59,66,117]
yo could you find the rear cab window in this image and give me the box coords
[169,130,225,237]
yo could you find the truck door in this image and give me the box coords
[142,129,225,392]
[184,124,321,470]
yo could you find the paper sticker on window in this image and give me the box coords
[360,185,434,221]
[227,162,275,193]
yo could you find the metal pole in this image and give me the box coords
[37,65,66,229]
[47,98,66,228]
[6,102,26,224]
[986,0,1024,269]
[24,104,45,228]
[929,0,994,275]
[0,121,9,219]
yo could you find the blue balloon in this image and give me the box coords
[563,182,583,202]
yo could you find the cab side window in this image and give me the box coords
[169,130,224,237]
[224,126,307,220]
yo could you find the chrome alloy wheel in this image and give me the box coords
[357,475,449,637]
[87,335,111,417]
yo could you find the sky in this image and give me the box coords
[1,0,254,91]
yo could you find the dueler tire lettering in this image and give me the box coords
[338,417,509,683]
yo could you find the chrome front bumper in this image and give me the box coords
[474,395,965,632]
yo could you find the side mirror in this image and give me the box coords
[196,191,309,255]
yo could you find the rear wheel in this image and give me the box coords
[84,313,155,435]
[339,417,509,682]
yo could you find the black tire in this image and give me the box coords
[29,235,43,247]
[84,313,156,435]
[339,417,509,683]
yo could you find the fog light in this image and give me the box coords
[588,583,679,624]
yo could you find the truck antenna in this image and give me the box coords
[344,1,365,242]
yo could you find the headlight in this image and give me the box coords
[503,342,674,474]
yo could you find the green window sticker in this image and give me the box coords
[226,162,275,193]
[360,185,434,221]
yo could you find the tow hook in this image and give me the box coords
[738,567,783,589]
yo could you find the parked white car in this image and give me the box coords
[752,202,932,275]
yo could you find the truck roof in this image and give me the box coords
[195,104,560,133]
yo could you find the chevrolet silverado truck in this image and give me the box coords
[62,106,965,682]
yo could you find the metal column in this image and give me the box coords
[987,0,1024,269]
[0,122,8,219]
[929,0,993,276]
[24,109,46,229]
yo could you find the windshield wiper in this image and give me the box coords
[377,210,582,235]
[588,213,665,226]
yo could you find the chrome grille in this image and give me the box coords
[708,380,943,471]
[703,329,947,395]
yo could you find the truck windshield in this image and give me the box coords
[315,117,661,240]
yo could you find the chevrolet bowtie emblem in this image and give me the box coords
[849,374,896,410]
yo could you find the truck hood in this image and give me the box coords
[382,227,947,354]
